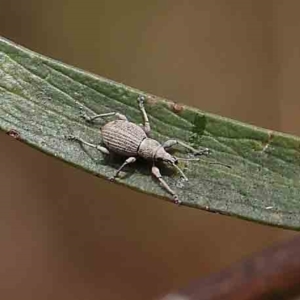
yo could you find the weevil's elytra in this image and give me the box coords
[67,96,211,204]
[102,120,147,156]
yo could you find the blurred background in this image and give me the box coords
[0,1,299,299]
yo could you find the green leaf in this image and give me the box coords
[1,36,300,230]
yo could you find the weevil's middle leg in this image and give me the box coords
[81,111,127,123]
[66,135,110,155]
[163,139,210,156]
[151,166,181,205]
[137,96,151,134]
[110,157,137,181]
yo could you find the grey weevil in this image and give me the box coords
[67,96,210,204]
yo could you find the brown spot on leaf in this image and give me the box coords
[261,131,274,153]
[6,129,20,140]
[171,102,184,113]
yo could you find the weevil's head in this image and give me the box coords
[155,147,178,165]
[155,147,188,181]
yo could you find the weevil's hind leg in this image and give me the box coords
[151,166,181,205]
[81,111,128,123]
[163,139,210,156]
[137,96,151,135]
[110,157,136,181]
[66,135,110,155]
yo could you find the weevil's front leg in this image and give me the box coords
[151,166,181,205]
[163,139,210,156]
[81,111,127,123]
[66,135,110,155]
[110,157,137,181]
[137,96,151,135]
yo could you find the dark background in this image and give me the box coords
[0,1,299,299]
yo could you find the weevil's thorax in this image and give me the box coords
[138,138,178,165]
[138,138,161,160]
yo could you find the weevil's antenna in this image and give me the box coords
[172,163,188,181]
[206,161,231,168]
[176,157,231,169]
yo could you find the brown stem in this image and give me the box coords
[160,234,300,300]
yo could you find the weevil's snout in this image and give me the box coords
[164,153,188,181]
[165,155,178,165]
[155,148,177,164]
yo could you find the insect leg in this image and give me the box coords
[137,96,151,134]
[163,139,210,156]
[110,157,136,180]
[151,166,181,204]
[81,112,127,123]
[66,135,110,154]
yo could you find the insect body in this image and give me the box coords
[101,120,147,156]
[67,96,209,204]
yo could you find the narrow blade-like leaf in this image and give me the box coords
[1,37,300,229]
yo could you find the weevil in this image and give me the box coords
[67,96,210,204]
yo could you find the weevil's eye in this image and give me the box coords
[173,157,178,165]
